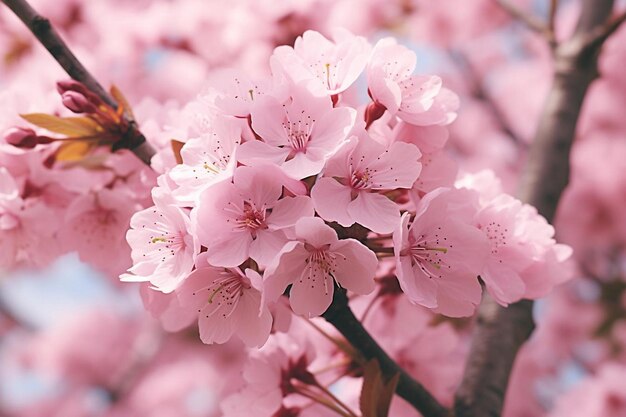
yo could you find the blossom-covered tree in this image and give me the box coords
[1,0,626,417]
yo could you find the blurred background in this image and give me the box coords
[1,0,626,416]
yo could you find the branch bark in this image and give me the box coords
[454,1,621,416]
[1,0,156,165]
[323,289,450,417]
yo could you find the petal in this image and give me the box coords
[295,217,338,248]
[234,290,273,347]
[237,140,289,167]
[289,265,334,317]
[206,232,253,267]
[347,192,399,234]
[263,241,309,304]
[396,255,438,308]
[235,166,283,208]
[267,195,315,229]
[331,239,377,294]
[311,177,353,227]
[249,229,289,267]
[367,141,422,189]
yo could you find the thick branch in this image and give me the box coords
[1,0,156,165]
[323,289,450,417]
[455,1,620,416]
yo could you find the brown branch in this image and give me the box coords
[455,1,622,416]
[548,0,558,35]
[323,289,450,417]
[1,0,156,165]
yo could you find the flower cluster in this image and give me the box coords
[118,30,572,347]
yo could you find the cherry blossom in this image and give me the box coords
[194,165,314,267]
[238,84,356,179]
[168,115,243,204]
[272,29,371,96]
[177,253,272,347]
[393,187,489,316]
[264,217,378,316]
[311,134,421,233]
[121,197,195,293]
[367,37,459,126]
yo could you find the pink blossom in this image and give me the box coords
[393,187,489,316]
[272,29,371,96]
[222,333,317,417]
[264,217,378,316]
[194,165,314,268]
[177,253,272,347]
[311,135,421,233]
[0,167,58,269]
[238,84,356,179]
[58,187,138,277]
[459,172,574,303]
[168,115,243,204]
[393,123,458,195]
[367,37,459,126]
[121,198,195,293]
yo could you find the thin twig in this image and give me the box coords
[497,0,557,47]
[548,0,559,35]
[1,0,156,165]
[497,0,546,32]
[323,288,449,417]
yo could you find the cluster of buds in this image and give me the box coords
[3,80,142,163]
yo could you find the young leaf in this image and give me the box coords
[20,113,100,137]
[359,359,400,417]
[55,140,96,162]
[171,139,184,164]
[110,85,135,120]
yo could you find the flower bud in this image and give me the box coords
[62,91,98,114]
[3,127,38,148]
[56,80,103,108]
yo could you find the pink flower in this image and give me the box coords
[0,168,58,269]
[272,29,371,96]
[393,123,458,196]
[367,38,459,126]
[177,253,272,347]
[264,217,378,316]
[311,135,421,233]
[58,187,139,278]
[222,333,316,417]
[168,115,242,204]
[194,165,314,267]
[238,84,356,179]
[393,188,489,317]
[459,172,574,303]
[121,197,195,293]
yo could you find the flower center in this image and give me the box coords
[195,270,252,319]
[235,201,268,236]
[405,231,450,279]
[349,169,372,190]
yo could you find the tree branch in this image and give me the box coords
[496,0,556,47]
[455,1,624,416]
[1,0,156,165]
[323,289,450,417]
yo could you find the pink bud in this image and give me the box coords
[364,101,387,129]
[56,79,89,95]
[56,80,103,108]
[3,127,38,148]
[62,91,97,114]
